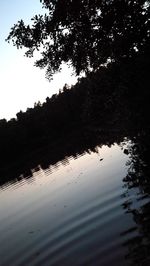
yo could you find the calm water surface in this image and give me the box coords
[0,141,149,265]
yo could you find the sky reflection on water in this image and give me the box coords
[0,141,150,265]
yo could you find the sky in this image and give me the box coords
[0,0,77,120]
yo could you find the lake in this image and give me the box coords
[0,137,150,265]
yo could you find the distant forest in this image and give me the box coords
[0,51,150,181]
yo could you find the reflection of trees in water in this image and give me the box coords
[1,119,150,265]
[0,126,125,188]
[122,130,150,265]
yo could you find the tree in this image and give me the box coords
[7,0,150,79]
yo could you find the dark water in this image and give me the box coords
[0,139,150,266]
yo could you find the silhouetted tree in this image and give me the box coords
[7,0,150,79]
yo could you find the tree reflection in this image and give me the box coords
[0,104,150,266]
[121,129,150,265]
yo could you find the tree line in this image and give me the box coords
[0,50,150,174]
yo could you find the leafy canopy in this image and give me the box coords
[7,0,150,79]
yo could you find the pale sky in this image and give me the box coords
[0,0,77,120]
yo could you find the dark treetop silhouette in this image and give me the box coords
[6,0,150,79]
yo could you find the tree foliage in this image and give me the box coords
[7,0,150,79]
